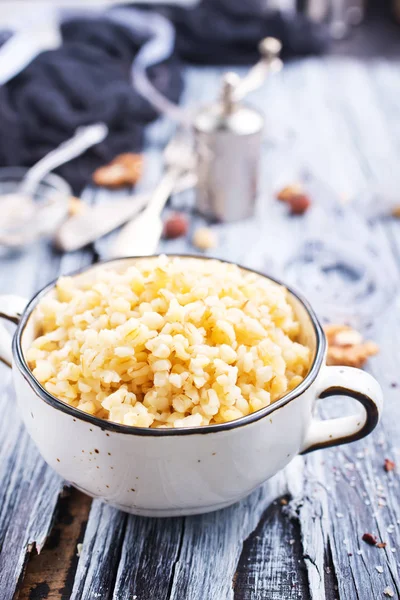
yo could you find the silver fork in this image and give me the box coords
[109,131,194,258]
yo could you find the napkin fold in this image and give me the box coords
[0,14,183,193]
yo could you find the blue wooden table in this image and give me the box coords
[1,56,400,600]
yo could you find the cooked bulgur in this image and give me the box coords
[26,256,310,428]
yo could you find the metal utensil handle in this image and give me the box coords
[108,167,184,258]
[20,123,109,196]
[233,37,282,102]
[54,194,150,253]
[145,167,183,217]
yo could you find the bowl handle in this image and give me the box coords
[0,295,28,368]
[300,365,383,454]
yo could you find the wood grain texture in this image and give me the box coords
[70,500,127,600]
[2,57,400,599]
[0,245,64,600]
[17,489,92,600]
[276,58,400,600]
[113,515,184,600]
[0,190,95,599]
[233,494,310,600]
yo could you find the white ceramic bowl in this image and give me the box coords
[0,257,383,516]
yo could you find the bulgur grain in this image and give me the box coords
[27,256,310,428]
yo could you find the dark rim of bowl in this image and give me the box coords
[13,255,326,436]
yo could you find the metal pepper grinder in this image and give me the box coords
[194,37,282,222]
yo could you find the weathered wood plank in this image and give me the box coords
[168,476,286,600]
[312,58,400,600]
[4,56,400,600]
[0,188,96,600]
[0,244,64,600]
[70,501,127,600]
[259,59,364,599]
[233,492,310,600]
[112,515,184,600]
[166,58,400,600]
[75,70,315,600]
[18,489,92,600]
[69,58,400,600]
[267,57,400,600]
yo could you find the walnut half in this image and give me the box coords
[324,324,379,369]
[93,153,143,188]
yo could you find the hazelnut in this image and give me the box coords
[163,213,189,239]
[288,193,311,215]
[192,227,217,251]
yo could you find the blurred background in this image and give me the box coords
[1,0,399,190]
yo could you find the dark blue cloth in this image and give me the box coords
[0,18,183,193]
[138,1,328,64]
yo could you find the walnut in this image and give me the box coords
[93,153,143,188]
[324,324,379,368]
